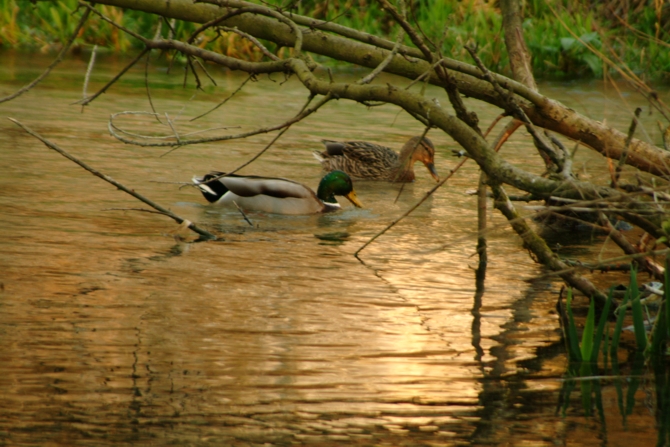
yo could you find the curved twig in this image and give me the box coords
[108,86,327,148]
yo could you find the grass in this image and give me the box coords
[1,0,668,80]
[558,260,670,423]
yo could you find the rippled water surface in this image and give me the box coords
[0,51,666,446]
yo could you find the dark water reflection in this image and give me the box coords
[0,51,666,445]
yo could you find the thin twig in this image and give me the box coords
[144,50,162,123]
[233,201,254,226]
[226,93,330,175]
[358,22,404,85]
[611,107,642,188]
[82,45,97,105]
[598,212,664,280]
[9,118,216,240]
[220,26,281,61]
[0,8,91,104]
[74,47,150,106]
[404,58,444,90]
[356,171,452,258]
[465,44,562,169]
[191,74,254,122]
[164,112,182,144]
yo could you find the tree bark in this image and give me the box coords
[500,0,538,92]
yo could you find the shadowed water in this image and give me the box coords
[0,51,666,446]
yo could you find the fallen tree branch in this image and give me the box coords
[489,181,609,306]
[8,118,217,240]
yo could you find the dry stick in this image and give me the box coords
[562,259,633,273]
[611,107,642,188]
[233,201,254,226]
[193,57,218,87]
[0,8,90,104]
[476,170,488,268]
[82,45,98,107]
[184,55,203,90]
[144,51,163,124]
[108,111,239,146]
[9,118,217,241]
[404,58,445,90]
[75,48,150,106]
[188,7,250,44]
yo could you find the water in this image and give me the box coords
[0,51,666,446]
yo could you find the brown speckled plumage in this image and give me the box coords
[314,136,440,183]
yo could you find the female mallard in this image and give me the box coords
[192,170,363,215]
[313,136,440,183]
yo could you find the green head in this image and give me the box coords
[316,170,363,208]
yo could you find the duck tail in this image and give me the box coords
[312,151,325,163]
[192,173,228,203]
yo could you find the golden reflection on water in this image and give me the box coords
[0,52,664,445]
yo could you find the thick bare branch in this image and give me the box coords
[80,0,670,176]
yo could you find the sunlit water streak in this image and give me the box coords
[0,51,666,446]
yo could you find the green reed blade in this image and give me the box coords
[581,298,595,361]
[650,302,667,355]
[566,288,583,362]
[666,257,670,342]
[630,295,648,351]
[591,289,613,363]
[602,324,610,371]
[611,295,628,357]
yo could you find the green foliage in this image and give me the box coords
[565,288,583,362]
[0,0,668,80]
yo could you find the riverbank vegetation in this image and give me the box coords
[1,0,669,81]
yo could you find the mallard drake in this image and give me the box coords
[192,170,363,215]
[313,136,440,183]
